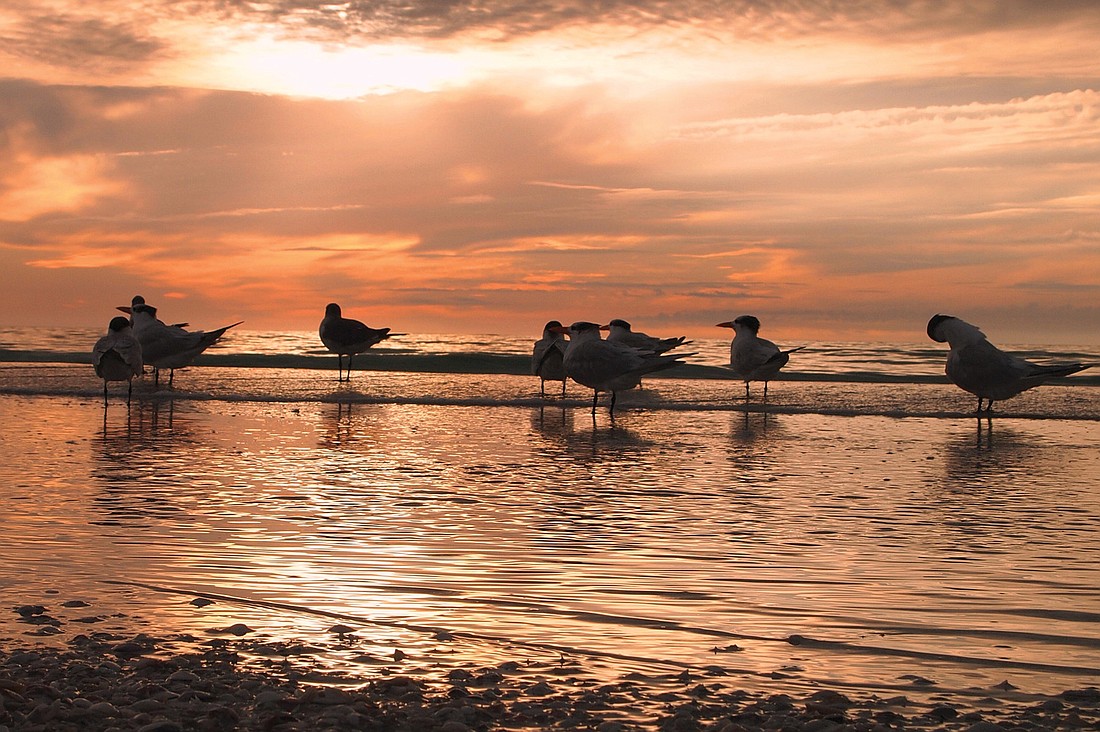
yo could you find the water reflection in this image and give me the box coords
[730,409,778,444]
[5,394,1100,697]
[320,400,384,448]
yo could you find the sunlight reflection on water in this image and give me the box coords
[1,393,1098,698]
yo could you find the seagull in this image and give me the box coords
[556,321,691,416]
[927,314,1094,412]
[319,303,393,382]
[118,302,242,386]
[604,318,689,354]
[717,315,804,400]
[532,320,568,397]
[92,316,144,404]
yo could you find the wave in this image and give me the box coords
[4,347,1100,386]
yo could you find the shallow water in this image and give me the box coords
[1,360,1098,700]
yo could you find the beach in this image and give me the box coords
[4,582,1100,731]
[2,339,1099,729]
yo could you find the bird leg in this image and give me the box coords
[102,381,108,406]
[609,390,618,418]
[347,354,355,380]
[560,379,566,398]
[590,390,599,415]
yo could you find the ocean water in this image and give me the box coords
[1,327,1098,705]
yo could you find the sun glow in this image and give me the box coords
[213,37,472,98]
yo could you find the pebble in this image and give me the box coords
[0,623,1097,732]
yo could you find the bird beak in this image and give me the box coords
[550,325,570,335]
[716,321,733,328]
[599,324,610,331]
[117,306,132,314]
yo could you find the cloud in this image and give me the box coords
[192,1,1100,42]
[0,8,166,72]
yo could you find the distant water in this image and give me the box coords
[1,327,1098,702]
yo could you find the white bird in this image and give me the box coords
[604,318,689,354]
[118,302,242,386]
[717,315,803,400]
[319,303,393,382]
[556,321,691,416]
[927,314,1094,412]
[92,316,144,404]
[532,320,568,397]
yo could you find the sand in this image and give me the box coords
[3,592,1098,731]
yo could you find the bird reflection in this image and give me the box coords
[938,419,1039,492]
[974,414,994,451]
[529,406,652,461]
[100,398,179,443]
[531,403,570,439]
[320,400,384,449]
[729,407,782,445]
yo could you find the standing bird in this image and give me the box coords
[532,320,568,397]
[556,321,691,416]
[118,302,242,386]
[128,295,188,328]
[604,318,689,354]
[319,303,393,382]
[717,315,803,400]
[927,314,1094,412]
[92,316,144,404]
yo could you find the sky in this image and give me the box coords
[1,1,1099,344]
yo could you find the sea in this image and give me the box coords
[1,326,1098,706]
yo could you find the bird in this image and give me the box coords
[532,320,568,397]
[716,315,804,400]
[319,303,393,382]
[117,302,242,386]
[92,316,144,404]
[128,295,188,328]
[603,318,689,354]
[556,321,692,416]
[927,314,1094,412]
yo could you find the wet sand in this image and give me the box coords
[4,584,1099,731]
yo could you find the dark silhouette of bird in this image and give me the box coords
[717,315,803,400]
[927,314,1094,412]
[319,303,394,382]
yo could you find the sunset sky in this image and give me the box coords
[2,1,1098,343]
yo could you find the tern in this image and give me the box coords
[604,318,689,354]
[319,303,394,382]
[118,302,242,386]
[717,315,804,400]
[128,295,188,329]
[532,320,568,397]
[92,316,144,404]
[556,321,691,416]
[927,314,1094,412]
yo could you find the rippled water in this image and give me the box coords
[1,359,1098,700]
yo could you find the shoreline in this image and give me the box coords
[3,589,1098,731]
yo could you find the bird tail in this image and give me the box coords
[657,336,691,352]
[637,352,695,376]
[1023,362,1093,385]
[201,321,244,346]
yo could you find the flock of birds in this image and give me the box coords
[92,297,1094,415]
